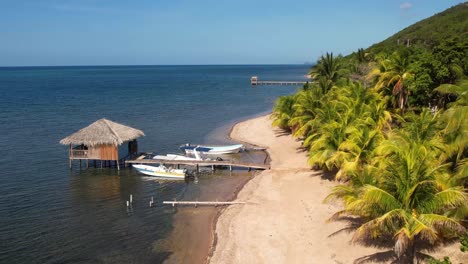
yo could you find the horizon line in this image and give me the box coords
[0,63,315,68]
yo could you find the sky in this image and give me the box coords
[0,0,463,66]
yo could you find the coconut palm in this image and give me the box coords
[434,80,468,185]
[271,95,296,130]
[304,98,345,170]
[288,84,324,138]
[330,82,388,180]
[334,121,384,181]
[368,52,412,112]
[309,52,347,89]
[305,82,387,173]
[328,111,468,263]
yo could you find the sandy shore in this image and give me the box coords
[209,114,464,263]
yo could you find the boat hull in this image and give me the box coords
[181,144,243,155]
[133,164,186,179]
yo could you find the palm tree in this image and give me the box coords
[331,82,388,180]
[271,95,296,130]
[327,111,467,263]
[309,52,347,90]
[335,121,384,181]
[288,84,324,138]
[368,52,412,112]
[434,79,468,185]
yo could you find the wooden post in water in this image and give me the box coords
[69,144,72,169]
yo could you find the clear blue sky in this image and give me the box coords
[0,0,462,66]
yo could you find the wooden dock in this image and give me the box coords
[250,76,308,86]
[125,158,270,171]
[163,200,246,207]
[253,81,308,86]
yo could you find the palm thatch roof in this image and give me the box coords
[60,118,145,146]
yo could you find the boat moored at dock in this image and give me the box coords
[133,164,187,179]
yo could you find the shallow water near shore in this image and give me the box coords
[0,65,308,263]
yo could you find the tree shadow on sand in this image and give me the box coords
[273,128,291,137]
[328,216,461,263]
[310,168,337,181]
[328,216,397,263]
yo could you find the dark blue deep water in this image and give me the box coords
[0,65,309,264]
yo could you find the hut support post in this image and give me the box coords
[69,144,72,169]
[116,159,120,170]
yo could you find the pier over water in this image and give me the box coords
[250,76,308,86]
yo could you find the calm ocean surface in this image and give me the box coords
[0,65,309,264]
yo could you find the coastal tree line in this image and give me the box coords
[271,36,467,263]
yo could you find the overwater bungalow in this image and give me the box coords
[60,118,145,170]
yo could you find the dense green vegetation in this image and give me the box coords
[367,3,468,55]
[272,3,467,263]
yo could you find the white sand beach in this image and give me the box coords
[209,114,464,264]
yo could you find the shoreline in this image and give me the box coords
[205,115,273,262]
[207,114,464,263]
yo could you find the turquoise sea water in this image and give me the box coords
[0,65,309,263]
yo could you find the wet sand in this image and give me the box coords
[160,172,254,264]
[209,114,465,263]
[159,151,264,263]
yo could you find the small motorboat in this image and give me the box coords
[133,164,187,179]
[180,144,244,155]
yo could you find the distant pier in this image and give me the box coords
[250,76,308,86]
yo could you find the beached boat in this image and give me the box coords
[133,164,187,179]
[180,144,244,155]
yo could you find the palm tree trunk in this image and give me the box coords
[403,243,416,264]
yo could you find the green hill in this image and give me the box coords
[368,2,468,54]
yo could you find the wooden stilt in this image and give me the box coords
[116,159,120,170]
[69,144,72,169]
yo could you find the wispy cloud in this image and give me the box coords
[400,2,412,10]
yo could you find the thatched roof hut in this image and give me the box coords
[60,118,144,146]
[60,118,145,170]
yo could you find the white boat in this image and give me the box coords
[180,144,244,155]
[133,164,187,179]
